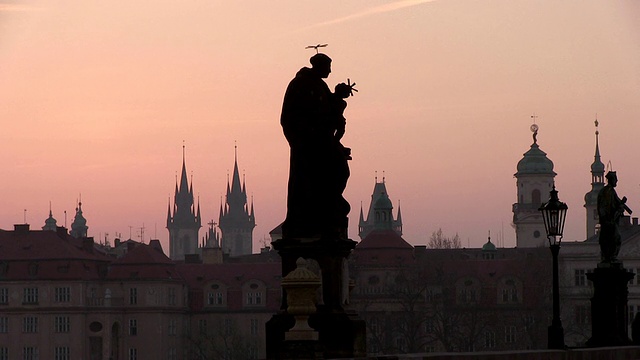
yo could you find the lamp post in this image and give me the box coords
[539,186,568,350]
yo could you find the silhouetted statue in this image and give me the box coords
[597,171,632,263]
[280,53,354,239]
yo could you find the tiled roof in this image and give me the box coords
[107,242,181,280]
[0,228,109,262]
[355,229,413,250]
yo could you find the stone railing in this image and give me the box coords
[337,346,640,360]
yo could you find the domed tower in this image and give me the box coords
[70,199,88,238]
[584,119,605,239]
[42,202,57,231]
[512,123,556,248]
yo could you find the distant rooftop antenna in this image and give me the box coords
[23,209,27,224]
[305,44,328,54]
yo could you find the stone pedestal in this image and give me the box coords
[266,237,367,359]
[586,263,635,347]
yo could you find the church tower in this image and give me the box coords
[70,199,88,238]
[218,147,255,256]
[584,119,605,239]
[167,147,201,261]
[513,123,556,248]
[358,175,402,240]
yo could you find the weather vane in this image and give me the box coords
[530,114,539,144]
[305,43,328,54]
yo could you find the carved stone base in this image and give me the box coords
[266,237,366,359]
[586,264,635,347]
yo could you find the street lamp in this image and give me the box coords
[539,186,568,349]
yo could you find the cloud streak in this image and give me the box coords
[300,0,438,31]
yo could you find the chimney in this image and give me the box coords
[14,224,30,235]
[115,238,121,247]
[634,218,639,226]
[82,237,94,253]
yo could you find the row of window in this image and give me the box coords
[196,318,260,336]
[0,346,69,360]
[0,287,72,305]
[0,346,163,360]
[206,291,264,306]
[0,286,178,306]
[0,316,71,333]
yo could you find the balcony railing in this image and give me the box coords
[85,297,124,307]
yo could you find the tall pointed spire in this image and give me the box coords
[359,175,403,240]
[218,145,256,257]
[584,117,606,238]
[167,144,201,260]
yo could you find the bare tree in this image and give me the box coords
[428,228,461,249]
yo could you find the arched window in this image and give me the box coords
[205,282,227,307]
[532,189,541,204]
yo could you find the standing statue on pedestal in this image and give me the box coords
[597,171,633,264]
[280,51,356,240]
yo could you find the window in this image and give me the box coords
[168,287,176,305]
[129,288,138,305]
[0,317,7,333]
[532,189,541,204]
[575,269,586,286]
[168,319,177,336]
[129,319,137,336]
[23,288,38,304]
[168,348,177,360]
[54,287,71,303]
[424,318,434,333]
[504,326,516,343]
[485,331,496,348]
[23,346,38,360]
[224,318,232,336]
[0,288,8,304]
[255,292,262,304]
[0,347,7,360]
[54,316,70,333]
[248,346,258,359]
[575,305,589,325]
[54,346,69,360]
[129,348,137,360]
[217,292,224,305]
[629,305,640,325]
[396,337,406,352]
[250,319,259,336]
[247,292,254,305]
[198,319,207,335]
[23,316,38,333]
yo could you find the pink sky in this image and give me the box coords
[1,1,639,251]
